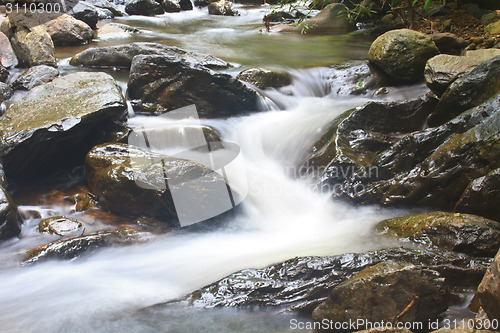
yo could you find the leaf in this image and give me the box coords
[424,0,433,11]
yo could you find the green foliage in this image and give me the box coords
[338,1,377,23]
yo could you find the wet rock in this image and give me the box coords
[430,33,463,55]
[429,56,500,126]
[70,2,100,29]
[0,72,127,179]
[368,29,439,83]
[0,13,57,67]
[0,65,8,83]
[38,216,82,236]
[455,168,500,222]
[179,0,193,10]
[208,0,238,16]
[43,14,94,46]
[125,0,164,15]
[0,82,13,104]
[264,11,294,23]
[11,65,59,90]
[181,248,488,313]
[424,50,500,97]
[312,262,450,328]
[25,227,154,263]
[275,3,356,34]
[90,0,126,17]
[478,249,500,320]
[0,32,18,68]
[0,171,21,241]
[376,212,500,257]
[162,0,181,12]
[306,97,436,176]
[85,143,237,225]
[97,23,143,38]
[237,68,292,89]
[70,42,229,69]
[128,55,258,116]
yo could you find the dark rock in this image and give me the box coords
[70,42,229,69]
[38,216,82,236]
[0,65,8,83]
[25,227,155,263]
[376,211,500,257]
[128,55,258,116]
[0,32,18,68]
[465,4,487,19]
[162,0,181,12]
[180,248,490,313]
[125,0,164,15]
[0,72,127,180]
[368,29,439,83]
[70,2,100,29]
[430,33,462,55]
[429,56,500,126]
[455,168,500,226]
[478,249,500,320]
[208,0,238,16]
[264,11,294,23]
[237,68,292,89]
[12,65,59,90]
[0,82,13,104]
[424,50,500,97]
[0,13,57,67]
[0,170,21,241]
[312,262,450,328]
[85,143,237,225]
[43,14,94,46]
[179,0,193,10]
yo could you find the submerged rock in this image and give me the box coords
[0,171,21,241]
[324,61,389,96]
[180,248,490,313]
[125,0,164,15]
[12,65,59,90]
[70,42,229,69]
[455,168,500,222]
[38,216,83,236]
[237,68,292,89]
[424,50,500,96]
[478,249,500,320]
[0,72,127,179]
[376,212,500,257]
[368,29,439,83]
[0,32,18,69]
[208,0,238,16]
[25,227,154,263]
[128,55,258,116]
[429,56,500,127]
[85,143,238,225]
[312,262,450,327]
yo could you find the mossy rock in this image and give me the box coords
[376,211,500,257]
[237,68,292,89]
[368,29,439,82]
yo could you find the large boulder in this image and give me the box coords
[125,0,164,15]
[455,168,500,222]
[478,249,500,320]
[376,212,500,257]
[0,72,127,179]
[70,42,229,69]
[12,65,59,90]
[424,49,500,96]
[43,14,94,46]
[85,143,239,226]
[312,262,450,328]
[237,68,292,89]
[128,55,259,116]
[429,56,500,127]
[0,171,21,241]
[208,0,238,16]
[275,3,356,34]
[0,13,57,67]
[0,32,18,68]
[368,29,439,83]
[180,248,488,313]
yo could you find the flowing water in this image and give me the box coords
[0,4,428,332]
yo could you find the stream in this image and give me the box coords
[0,3,433,332]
